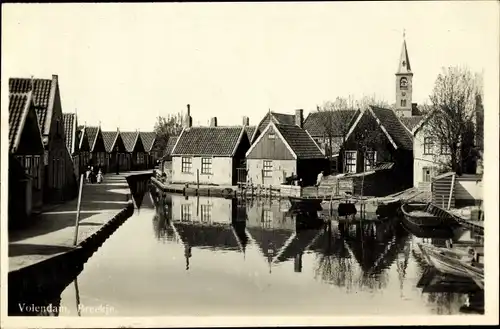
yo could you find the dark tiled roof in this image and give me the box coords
[246,227,293,260]
[172,127,244,157]
[120,131,139,153]
[244,126,256,140]
[271,112,295,125]
[165,136,178,155]
[9,77,54,133]
[400,116,423,133]
[161,136,179,161]
[9,93,31,153]
[86,126,99,151]
[274,229,321,263]
[370,106,413,150]
[173,222,240,251]
[140,132,156,152]
[62,113,76,154]
[77,128,84,150]
[304,110,359,137]
[253,112,296,141]
[274,124,325,159]
[102,131,119,152]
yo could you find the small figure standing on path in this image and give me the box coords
[85,167,91,183]
[97,169,104,184]
[316,171,324,187]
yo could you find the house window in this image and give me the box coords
[263,160,272,178]
[401,99,407,107]
[262,209,273,228]
[344,151,357,173]
[200,204,212,223]
[268,132,276,140]
[34,155,41,189]
[423,137,434,155]
[440,143,451,155]
[181,157,192,173]
[364,151,377,171]
[24,155,32,176]
[201,158,212,174]
[330,157,338,173]
[181,204,192,221]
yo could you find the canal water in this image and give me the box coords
[55,181,483,316]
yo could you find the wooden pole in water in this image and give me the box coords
[73,174,85,246]
[197,169,200,191]
[74,278,81,316]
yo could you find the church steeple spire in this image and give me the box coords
[395,32,414,117]
[397,32,412,74]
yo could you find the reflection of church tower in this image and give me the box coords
[396,240,411,295]
[395,32,414,117]
[267,241,274,274]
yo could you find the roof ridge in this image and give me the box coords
[9,77,52,82]
[184,126,244,130]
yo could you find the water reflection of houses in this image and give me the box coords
[169,194,247,253]
[309,223,355,287]
[245,200,324,272]
[309,219,410,289]
[342,220,409,277]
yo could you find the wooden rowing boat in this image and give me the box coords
[417,243,484,289]
[401,202,458,229]
[375,198,402,219]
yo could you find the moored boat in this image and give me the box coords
[417,243,484,289]
[288,196,323,211]
[401,202,458,230]
[375,198,402,219]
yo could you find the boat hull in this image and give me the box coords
[418,243,484,288]
[376,199,402,219]
[288,197,323,211]
[401,202,458,229]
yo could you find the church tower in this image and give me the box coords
[395,33,413,117]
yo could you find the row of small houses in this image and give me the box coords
[8,75,159,226]
[160,104,481,202]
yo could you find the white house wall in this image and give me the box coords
[247,159,296,187]
[172,156,233,185]
[413,129,450,187]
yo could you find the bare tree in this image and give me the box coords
[318,96,357,171]
[423,66,482,174]
[318,95,391,173]
[153,112,184,157]
[356,93,390,111]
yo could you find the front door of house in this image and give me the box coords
[423,167,432,182]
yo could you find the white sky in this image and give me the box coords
[1,2,498,131]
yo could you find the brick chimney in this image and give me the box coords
[242,116,249,126]
[210,117,218,127]
[295,109,304,128]
[184,104,192,128]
